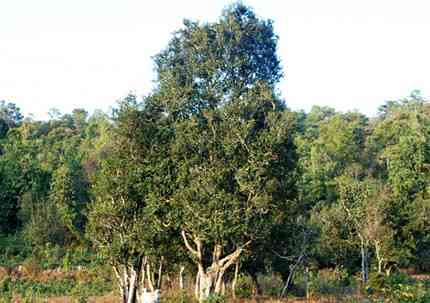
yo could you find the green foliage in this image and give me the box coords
[234,274,255,298]
[0,104,102,248]
[368,96,430,269]
[0,245,111,300]
[0,276,111,299]
[203,294,226,303]
[151,5,299,283]
[0,100,23,129]
[153,2,281,118]
[86,94,178,303]
[257,273,284,297]
[368,272,430,303]
[308,268,355,296]
[163,292,196,303]
[0,233,30,267]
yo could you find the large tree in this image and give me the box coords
[151,3,298,301]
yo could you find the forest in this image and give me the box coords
[0,3,429,303]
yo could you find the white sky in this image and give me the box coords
[1,0,430,120]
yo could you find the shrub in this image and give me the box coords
[307,267,355,297]
[390,283,430,303]
[0,233,30,268]
[0,276,111,299]
[368,272,415,294]
[204,294,226,303]
[0,276,13,300]
[234,274,254,298]
[162,292,195,303]
[368,272,430,303]
[257,273,284,297]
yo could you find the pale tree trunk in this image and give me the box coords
[112,258,162,303]
[113,264,140,303]
[157,257,163,289]
[139,258,162,303]
[360,236,369,284]
[279,253,304,298]
[198,269,213,301]
[181,230,250,302]
[374,240,384,274]
[277,227,309,298]
[146,263,155,291]
[305,266,310,300]
[195,269,201,299]
[340,199,371,285]
[232,261,239,299]
[179,266,185,290]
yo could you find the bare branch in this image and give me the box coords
[219,240,251,270]
[181,230,198,256]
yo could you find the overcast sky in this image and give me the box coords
[1,0,429,120]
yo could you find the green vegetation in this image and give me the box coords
[0,2,429,303]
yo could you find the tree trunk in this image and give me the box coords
[196,258,242,301]
[195,270,200,299]
[198,270,214,302]
[305,266,309,300]
[181,231,250,302]
[113,264,140,303]
[146,263,155,292]
[280,269,294,298]
[139,289,161,303]
[280,254,304,298]
[113,258,163,303]
[127,267,138,303]
[360,239,369,284]
[214,270,225,294]
[232,262,239,299]
[374,241,384,274]
[179,266,185,290]
[157,257,163,289]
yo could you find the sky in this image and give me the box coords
[1,0,430,120]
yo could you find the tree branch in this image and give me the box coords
[219,240,251,270]
[181,230,198,257]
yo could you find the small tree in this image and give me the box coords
[335,174,395,284]
[364,188,395,274]
[87,96,176,303]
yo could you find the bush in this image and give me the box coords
[307,267,355,297]
[368,272,430,303]
[390,283,430,303]
[70,279,112,301]
[368,272,415,293]
[0,233,30,268]
[0,275,111,299]
[204,294,226,303]
[162,291,195,303]
[257,273,284,297]
[234,274,254,298]
[0,276,13,300]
